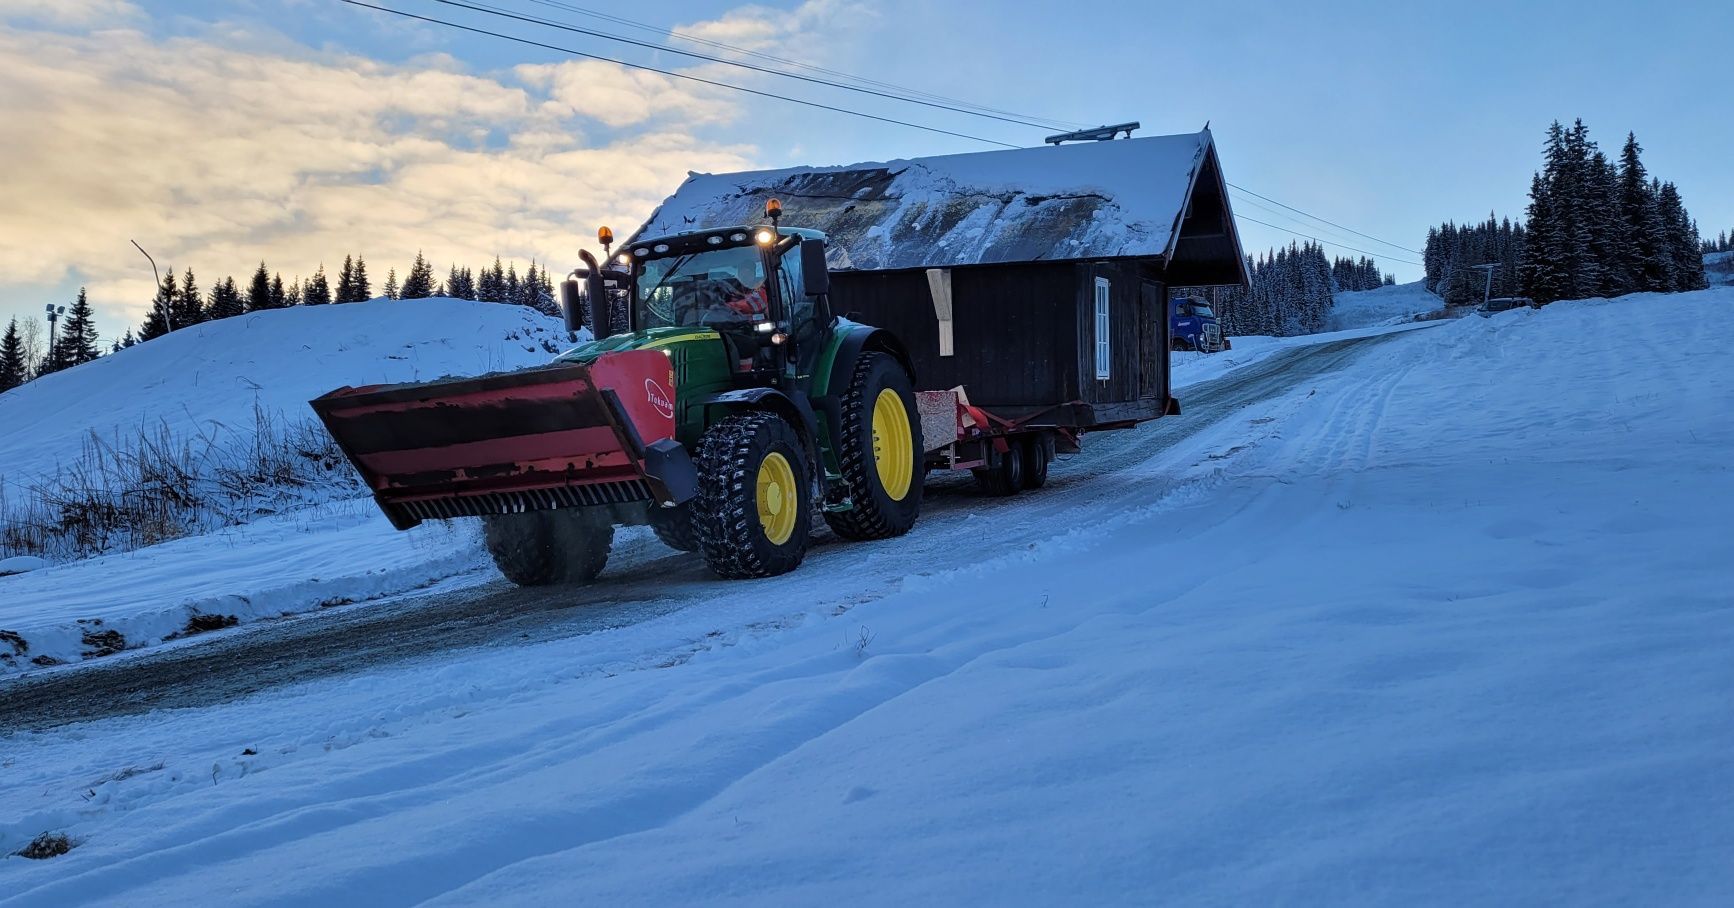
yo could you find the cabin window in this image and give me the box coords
[1094,276,1111,380]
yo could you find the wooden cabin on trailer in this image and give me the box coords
[635,128,1248,429]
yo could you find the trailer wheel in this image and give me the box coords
[1022,433,1053,490]
[972,443,1024,496]
[824,352,924,541]
[481,508,612,586]
[694,412,812,579]
[649,503,700,552]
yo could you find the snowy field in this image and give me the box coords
[1326,280,1442,331]
[2,288,1730,904]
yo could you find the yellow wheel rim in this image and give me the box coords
[871,388,914,501]
[756,450,799,546]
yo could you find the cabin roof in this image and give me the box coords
[634,129,1239,274]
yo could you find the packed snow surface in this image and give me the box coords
[3,288,1731,904]
[640,131,1213,270]
[1327,279,1442,330]
[0,298,571,488]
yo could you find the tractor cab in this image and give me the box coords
[560,211,834,385]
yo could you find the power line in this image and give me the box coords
[1228,192,1412,258]
[518,0,1088,131]
[338,0,1023,148]
[432,0,1061,133]
[1228,182,1423,255]
[1234,213,1424,266]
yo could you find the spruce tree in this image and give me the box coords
[140,268,177,340]
[0,318,25,393]
[285,278,303,307]
[335,256,356,304]
[1657,182,1706,291]
[352,255,371,301]
[504,263,520,305]
[51,288,100,369]
[246,262,272,311]
[478,257,505,302]
[383,268,399,300]
[172,267,205,327]
[270,273,288,309]
[306,265,332,306]
[401,251,436,299]
[207,276,244,320]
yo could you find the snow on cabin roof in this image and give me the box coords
[634,130,1217,272]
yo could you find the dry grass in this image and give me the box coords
[0,404,361,563]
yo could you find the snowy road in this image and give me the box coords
[0,330,1415,731]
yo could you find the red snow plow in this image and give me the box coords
[310,350,695,530]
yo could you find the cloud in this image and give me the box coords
[0,1,862,329]
[0,0,139,27]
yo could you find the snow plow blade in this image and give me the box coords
[310,350,695,530]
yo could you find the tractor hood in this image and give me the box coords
[557,326,721,365]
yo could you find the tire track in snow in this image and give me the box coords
[0,330,1424,732]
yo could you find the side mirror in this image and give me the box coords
[577,250,613,339]
[559,278,586,334]
[800,238,829,297]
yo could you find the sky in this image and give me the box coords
[2,0,1730,345]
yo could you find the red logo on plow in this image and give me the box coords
[645,378,675,419]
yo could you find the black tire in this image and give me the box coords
[1021,433,1052,490]
[972,442,1024,496]
[694,412,812,579]
[649,503,700,552]
[481,508,612,586]
[823,352,924,540]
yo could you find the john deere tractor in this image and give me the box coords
[312,201,924,584]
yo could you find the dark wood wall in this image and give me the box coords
[828,258,1170,426]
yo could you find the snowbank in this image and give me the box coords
[4,288,1730,904]
[1705,250,1733,286]
[1327,279,1442,330]
[0,298,571,488]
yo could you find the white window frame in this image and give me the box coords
[1093,276,1112,380]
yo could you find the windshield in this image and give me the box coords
[634,246,770,332]
[1193,304,1215,318]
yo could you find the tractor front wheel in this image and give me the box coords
[824,352,924,540]
[649,502,701,552]
[694,412,813,579]
[481,508,612,586]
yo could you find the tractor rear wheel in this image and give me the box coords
[824,352,924,540]
[481,508,612,586]
[649,502,700,552]
[694,412,812,579]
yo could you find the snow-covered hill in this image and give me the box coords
[1328,279,1442,330]
[0,298,571,489]
[3,288,1731,903]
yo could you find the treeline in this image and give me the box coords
[0,252,566,395]
[1177,241,1339,337]
[1332,256,1397,292]
[137,252,563,343]
[1423,216,1527,306]
[1519,120,1704,303]
[1704,230,1734,255]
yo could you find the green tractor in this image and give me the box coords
[312,201,925,584]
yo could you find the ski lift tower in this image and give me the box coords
[1470,263,1500,306]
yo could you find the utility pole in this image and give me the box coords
[1470,263,1500,306]
[132,239,171,332]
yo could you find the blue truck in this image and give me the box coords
[1170,296,1229,353]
